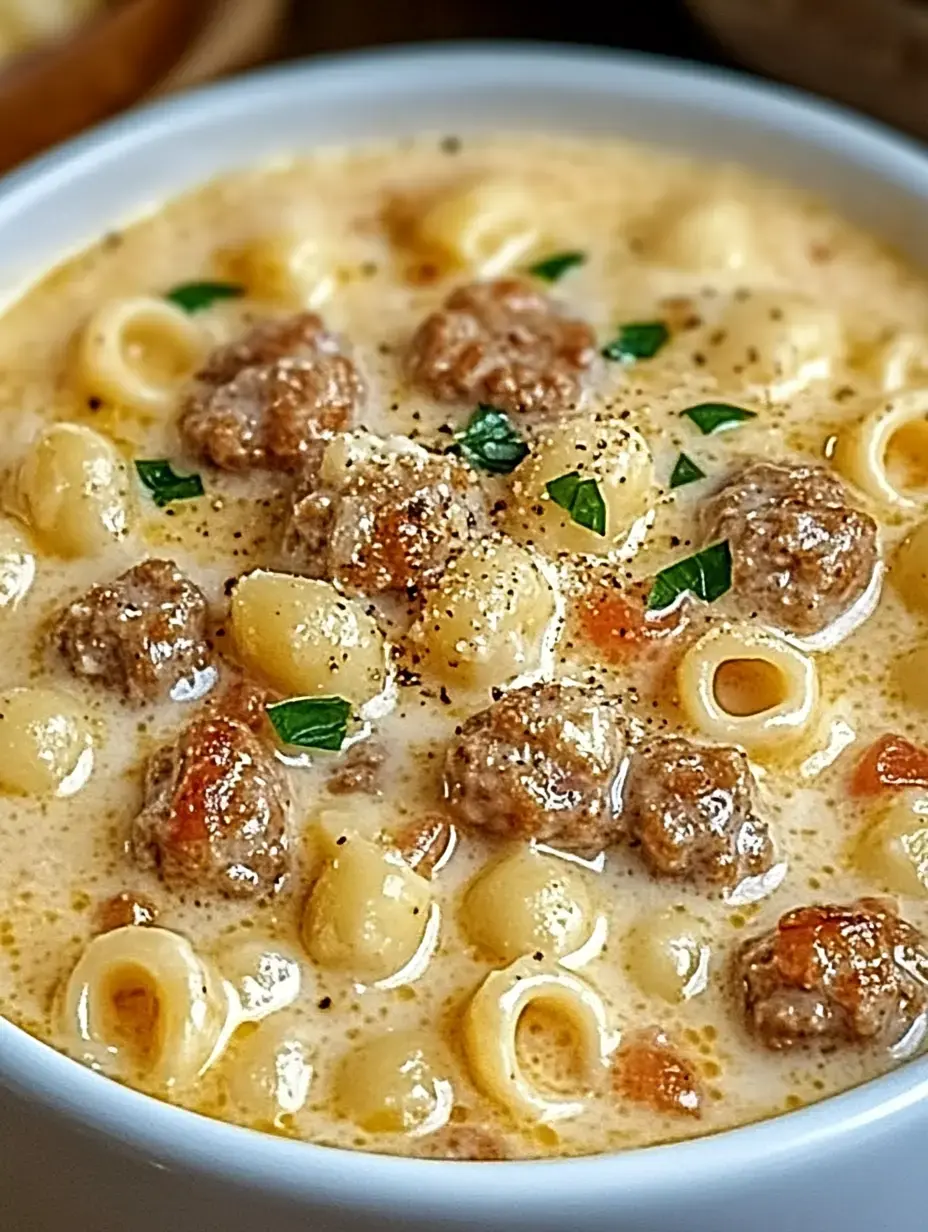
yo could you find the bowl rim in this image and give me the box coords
[2,39,928,1216]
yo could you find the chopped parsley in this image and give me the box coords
[134,459,204,507]
[546,471,607,536]
[682,402,756,435]
[166,281,246,313]
[265,696,351,752]
[601,320,669,363]
[453,405,529,474]
[647,541,732,611]
[669,453,706,489]
[528,251,586,282]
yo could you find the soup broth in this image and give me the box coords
[1,132,928,1160]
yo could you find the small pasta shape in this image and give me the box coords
[416,180,539,278]
[642,195,756,272]
[231,571,388,706]
[507,420,654,558]
[407,536,561,693]
[834,388,928,509]
[17,423,134,558]
[706,291,842,398]
[461,847,603,967]
[623,907,711,1003]
[854,791,928,898]
[213,937,302,1023]
[61,926,236,1089]
[301,835,435,984]
[0,686,94,797]
[851,330,928,393]
[0,515,35,610]
[463,958,616,1123]
[226,1016,315,1126]
[677,623,819,757]
[76,296,206,412]
[893,519,928,615]
[334,1029,454,1135]
[217,232,334,309]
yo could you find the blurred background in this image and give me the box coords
[0,0,924,173]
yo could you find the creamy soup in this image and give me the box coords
[1,133,928,1162]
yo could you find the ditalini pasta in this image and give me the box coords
[0,131,927,1163]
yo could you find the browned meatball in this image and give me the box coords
[287,438,488,596]
[734,898,928,1050]
[131,713,289,898]
[443,682,625,853]
[414,1125,514,1161]
[700,461,878,638]
[95,891,159,934]
[624,736,773,887]
[54,559,215,705]
[613,1029,702,1118]
[180,312,363,471]
[326,740,386,796]
[406,278,596,415]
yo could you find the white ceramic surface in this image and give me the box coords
[1,44,927,1232]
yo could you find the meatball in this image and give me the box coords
[443,682,625,853]
[131,712,289,898]
[624,736,773,887]
[700,461,878,638]
[95,891,159,933]
[405,278,596,415]
[326,740,386,796]
[287,434,488,596]
[735,898,928,1050]
[613,1029,702,1117]
[180,312,363,471]
[54,559,215,705]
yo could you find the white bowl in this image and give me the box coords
[1,44,927,1232]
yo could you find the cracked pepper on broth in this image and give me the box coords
[1,133,928,1159]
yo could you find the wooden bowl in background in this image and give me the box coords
[688,0,928,144]
[0,0,288,174]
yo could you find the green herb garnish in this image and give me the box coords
[682,402,756,435]
[601,321,669,363]
[546,471,607,536]
[669,453,706,489]
[265,696,351,751]
[647,541,732,611]
[134,459,204,507]
[528,251,586,282]
[453,405,529,475]
[166,281,246,313]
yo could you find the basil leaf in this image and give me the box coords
[454,405,529,474]
[601,321,669,363]
[135,459,204,507]
[528,251,586,282]
[265,696,351,751]
[669,453,706,489]
[166,281,246,313]
[546,471,607,536]
[647,541,732,611]
[682,402,756,435]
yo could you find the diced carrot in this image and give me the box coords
[578,582,684,662]
[850,733,928,797]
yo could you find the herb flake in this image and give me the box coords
[134,459,204,507]
[546,471,607,536]
[528,251,586,282]
[602,321,669,363]
[682,402,756,435]
[453,405,529,474]
[647,541,732,611]
[265,696,351,751]
[166,281,246,313]
[669,453,706,489]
